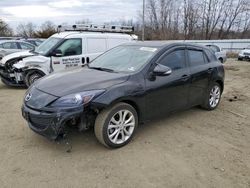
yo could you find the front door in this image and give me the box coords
[51,38,83,72]
[145,48,191,119]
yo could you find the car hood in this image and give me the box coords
[22,55,48,63]
[0,50,34,65]
[35,67,130,97]
[13,55,49,70]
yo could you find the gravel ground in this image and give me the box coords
[0,59,249,188]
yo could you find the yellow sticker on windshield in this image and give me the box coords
[140,47,157,52]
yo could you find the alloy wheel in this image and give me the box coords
[107,110,135,145]
[209,85,221,108]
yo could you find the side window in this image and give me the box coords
[188,50,206,67]
[56,38,82,56]
[87,38,106,53]
[159,50,186,70]
[2,42,18,49]
[20,42,33,50]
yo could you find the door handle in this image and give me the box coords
[181,75,190,81]
[82,57,85,64]
[207,68,213,74]
[86,57,90,63]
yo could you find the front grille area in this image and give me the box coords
[25,87,58,109]
[29,115,53,130]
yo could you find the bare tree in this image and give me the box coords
[34,21,56,38]
[0,19,13,36]
[138,0,249,40]
[16,22,36,38]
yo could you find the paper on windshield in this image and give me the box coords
[140,47,157,52]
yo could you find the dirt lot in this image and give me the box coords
[0,59,249,188]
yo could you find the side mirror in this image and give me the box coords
[51,49,63,57]
[153,64,172,76]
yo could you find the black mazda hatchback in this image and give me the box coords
[22,42,224,148]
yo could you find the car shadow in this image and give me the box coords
[31,106,206,153]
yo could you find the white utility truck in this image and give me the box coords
[0,24,137,87]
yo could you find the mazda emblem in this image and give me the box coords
[25,93,32,102]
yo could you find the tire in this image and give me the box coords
[202,82,222,110]
[238,57,243,61]
[219,58,223,63]
[25,72,43,87]
[94,102,138,148]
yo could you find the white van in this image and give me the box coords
[0,24,137,87]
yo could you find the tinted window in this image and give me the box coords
[87,38,106,53]
[2,42,18,49]
[188,50,206,66]
[19,42,33,50]
[205,49,217,62]
[56,38,82,56]
[159,50,186,70]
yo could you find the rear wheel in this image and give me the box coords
[202,83,221,110]
[94,102,138,148]
[238,57,243,61]
[25,71,43,87]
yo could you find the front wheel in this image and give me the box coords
[25,72,43,87]
[94,103,138,148]
[202,83,222,110]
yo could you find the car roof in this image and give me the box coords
[51,31,133,39]
[123,41,207,49]
[0,40,32,44]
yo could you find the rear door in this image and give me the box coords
[51,38,83,72]
[187,47,211,106]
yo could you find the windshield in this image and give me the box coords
[34,37,61,56]
[89,46,158,73]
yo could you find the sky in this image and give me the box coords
[0,0,142,28]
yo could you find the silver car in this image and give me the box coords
[0,40,35,59]
[206,44,227,63]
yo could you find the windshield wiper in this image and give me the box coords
[88,66,116,73]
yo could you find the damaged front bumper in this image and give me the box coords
[0,64,25,86]
[22,104,85,140]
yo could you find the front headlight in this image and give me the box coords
[50,90,105,108]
